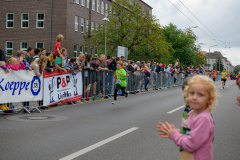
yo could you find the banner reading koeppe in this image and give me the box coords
[43,70,82,106]
[0,69,43,103]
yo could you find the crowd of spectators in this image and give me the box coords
[0,34,224,111]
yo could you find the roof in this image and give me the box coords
[205,51,223,59]
[139,0,153,9]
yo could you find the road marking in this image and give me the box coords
[167,105,185,114]
[59,127,139,160]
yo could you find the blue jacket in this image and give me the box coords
[15,55,31,70]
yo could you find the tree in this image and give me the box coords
[89,0,172,63]
[234,65,240,75]
[196,52,207,68]
[162,23,201,66]
[213,57,224,72]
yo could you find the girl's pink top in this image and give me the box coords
[170,110,214,160]
[6,63,25,71]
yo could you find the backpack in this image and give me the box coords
[28,56,39,65]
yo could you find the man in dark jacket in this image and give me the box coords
[108,57,119,71]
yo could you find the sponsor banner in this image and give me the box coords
[0,69,43,103]
[43,70,82,106]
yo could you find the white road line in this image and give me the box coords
[167,105,185,114]
[59,127,139,160]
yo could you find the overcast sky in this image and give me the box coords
[146,0,240,66]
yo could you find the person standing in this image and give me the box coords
[54,34,64,59]
[25,47,34,63]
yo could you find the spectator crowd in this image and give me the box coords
[0,34,224,112]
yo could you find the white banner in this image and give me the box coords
[0,69,43,103]
[43,70,82,106]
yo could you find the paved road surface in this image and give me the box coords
[1,80,240,160]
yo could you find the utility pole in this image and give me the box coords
[87,0,92,55]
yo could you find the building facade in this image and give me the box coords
[205,51,232,72]
[0,0,152,57]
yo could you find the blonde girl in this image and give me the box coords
[31,56,48,77]
[6,57,25,71]
[157,75,217,160]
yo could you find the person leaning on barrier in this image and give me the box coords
[108,57,119,71]
[45,53,57,73]
[90,58,102,97]
[65,57,81,75]
[14,50,32,71]
[31,56,48,77]
[25,47,34,63]
[77,53,86,69]
[127,60,136,72]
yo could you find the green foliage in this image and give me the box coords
[234,65,240,75]
[89,0,172,63]
[213,57,224,72]
[162,23,202,66]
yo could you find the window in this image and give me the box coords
[81,18,84,33]
[80,46,83,53]
[95,49,98,55]
[87,0,89,8]
[75,16,79,31]
[91,48,93,54]
[6,41,13,53]
[92,0,95,11]
[36,13,44,28]
[20,42,28,51]
[91,22,94,32]
[97,0,100,13]
[6,13,14,28]
[149,10,152,15]
[101,1,104,15]
[36,42,44,48]
[96,23,99,29]
[105,3,108,16]
[21,13,29,28]
[74,44,78,57]
[81,0,85,6]
[76,0,79,4]
[86,19,88,33]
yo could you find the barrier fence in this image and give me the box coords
[0,69,222,114]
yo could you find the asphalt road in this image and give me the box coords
[0,80,240,160]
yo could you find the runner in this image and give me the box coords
[221,68,227,89]
[212,70,217,83]
[112,61,128,105]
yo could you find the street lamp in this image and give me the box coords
[103,17,109,57]
[208,45,217,70]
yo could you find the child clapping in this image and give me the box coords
[157,75,217,160]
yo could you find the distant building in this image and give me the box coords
[0,0,152,57]
[205,51,228,71]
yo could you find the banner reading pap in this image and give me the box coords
[0,69,43,103]
[43,70,82,106]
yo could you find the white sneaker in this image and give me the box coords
[112,101,116,105]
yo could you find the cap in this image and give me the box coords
[116,57,120,61]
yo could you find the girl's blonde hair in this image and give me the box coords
[56,34,64,42]
[184,75,217,111]
[7,57,17,65]
[37,56,48,71]
[79,53,85,66]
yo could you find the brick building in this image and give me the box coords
[0,0,152,57]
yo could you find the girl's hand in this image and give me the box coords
[5,68,10,73]
[157,122,176,138]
